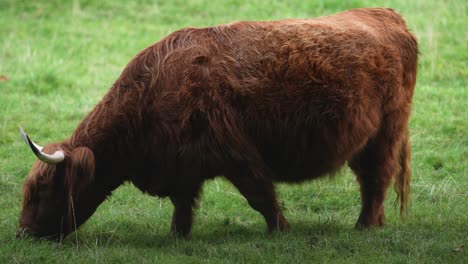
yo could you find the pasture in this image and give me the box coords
[0,0,466,263]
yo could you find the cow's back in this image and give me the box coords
[151,8,414,181]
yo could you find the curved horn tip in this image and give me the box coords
[19,126,65,164]
[19,125,29,145]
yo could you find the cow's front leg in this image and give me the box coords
[169,184,202,237]
[225,171,289,232]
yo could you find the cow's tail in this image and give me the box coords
[394,130,411,217]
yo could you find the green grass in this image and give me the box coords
[1,0,467,263]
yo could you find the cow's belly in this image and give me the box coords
[256,120,376,183]
[260,148,353,183]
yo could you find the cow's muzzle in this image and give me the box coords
[16,226,35,239]
[16,226,61,241]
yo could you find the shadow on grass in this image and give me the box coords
[8,217,464,262]
[55,219,352,249]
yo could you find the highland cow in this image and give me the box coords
[18,8,417,240]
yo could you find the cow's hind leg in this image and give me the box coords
[169,183,202,237]
[349,118,409,229]
[225,170,289,232]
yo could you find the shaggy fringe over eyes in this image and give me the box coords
[22,143,69,207]
[22,162,57,207]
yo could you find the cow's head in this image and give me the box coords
[17,127,95,240]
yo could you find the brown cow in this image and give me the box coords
[17,8,417,240]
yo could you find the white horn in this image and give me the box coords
[19,126,65,164]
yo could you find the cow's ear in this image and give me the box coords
[66,147,95,195]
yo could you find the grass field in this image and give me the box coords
[0,0,467,263]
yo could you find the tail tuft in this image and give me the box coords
[394,132,411,217]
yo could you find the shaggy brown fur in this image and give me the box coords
[18,8,417,239]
